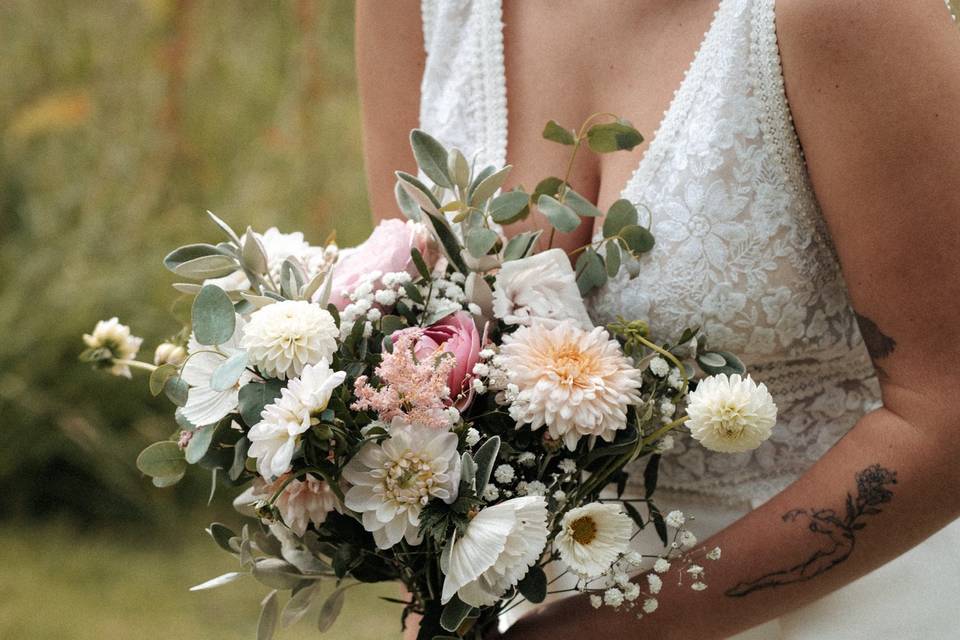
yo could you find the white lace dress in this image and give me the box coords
[419,0,960,636]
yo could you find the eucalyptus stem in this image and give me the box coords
[633,334,689,396]
[113,359,158,373]
[641,415,688,448]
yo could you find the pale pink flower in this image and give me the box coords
[238,474,339,537]
[412,311,486,409]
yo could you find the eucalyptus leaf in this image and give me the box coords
[488,190,530,225]
[189,571,246,592]
[282,582,322,628]
[379,314,406,336]
[465,228,498,259]
[423,211,468,273]
[440,596,474,633]
[172,282,203,295]
[502,230,542,262]
[242,227,269,275]
[164,375,189,407]
[238,380,284,427]
[396,171,442,214]
[281,258,306,299]
[517,565,547,603]
[565,188,602,217]
[537,195,580,233]
[192,285,236,345]
[207,522,237,553]
[460,452,478,489]
[697,350,745,376]
[186,424,215,464]
[542,119,576,145]
[575,248,607,296]
[317,586,347,633]
[136,441,186,478]
[210,352,248,392]
[619,224,655,255]
[394,180,422,221]
[149,363,178,396]
[302,269,331,305]
[410,247,431,280]
[469,165,511,206]
[605,241,622,277]
[532,176,564,201]
[467,165,496,200]
[603,199,639,238]
[152,471,185,488]
[258,590,279,640]
[207,210,243,246]
[410,129,452,188]
[448,148,471,191]
[171,254,239,280]
[253,558,303,590]
[586,120,644,153]
[241,292,278,309]
[163,243,229,272]
[472,436,501,492]
[229,437,249,481]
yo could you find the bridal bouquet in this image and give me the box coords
[81,116,777,639]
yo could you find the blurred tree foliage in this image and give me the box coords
[0,0,371,527]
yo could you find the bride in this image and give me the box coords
[356,0,960,637]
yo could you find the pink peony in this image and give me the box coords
[329,219,432,310]
[413,312,485,409]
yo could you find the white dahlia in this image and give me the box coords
[492,248,594,330]
[342,419,460,549]
[181,316,253,426]
[684,373,777,453]
[441,496,549,607]
[248,361,346,479]
[240,300,338,380]
[82,317,143,378]
[556,502,633,577]
[498,321,643,451]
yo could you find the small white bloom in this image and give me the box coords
[516,452,536,468]
[665,510,686,528]
[441,496,549,607]
[83,317,144,378]
[241,300,338,380]
[552,490,567,504]
[492,248,593,330]
[648,357,669,377]
[684,374,778,453]
[464,427,481,447]
[374,289,397,306]
[654,435,675,454]
[660,399,676,417]
[653,558,671,573]
[624,582,641,602]
[515,481,529,496]
[366,308,382,322]
[624,551,644,566]
[556,503,633,577]
[613,572,630,587]
[481,485,500,502]
[468,303,482,316]
[679,530,698,548]
[590,595,603,609]
[479,348,496,360]
[524,481,547,497]
[445,406,461,425]
[691,582,707,591]
[558,459,578,475]
[687,564,704,577]
[603,588,624,608]
[706,546,722,561]
[342,419,460,549]
[153,342,186,367]
[504,383,520,402]
[646,573,663,594]
[642,598,659,614]
[471,362,490,377]
[471,378,487,394]
[667,368,684,390]
[494,464,515,484]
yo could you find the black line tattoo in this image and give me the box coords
[725,464,897,597]
[854,312,896,378]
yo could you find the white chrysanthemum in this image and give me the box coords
[441,496,549,607]
[248,361,346,478]
[492,249,594,330]
[684,373,777,453]
[181,316,253,426]
[241,300,338,380]
[499,321,643,450]
[83,317,143,378]
[556,503,633,577]
[342,420,460,550]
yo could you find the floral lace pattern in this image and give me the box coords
[419,0,883,505]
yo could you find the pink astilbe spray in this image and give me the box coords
[352,328,456,428]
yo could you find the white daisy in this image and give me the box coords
[499,321,643,451]
[342,419,460,549]
[684,373,777,453]
[240,300,338,380]
[181,316,253,426]
[247,360,346,479]
[82,317,143,378]
[441,496,549,607]
[556,502,633,577]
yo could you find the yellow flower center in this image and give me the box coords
[548,344,597,387]
[570,516,598,545]
[715,403,745,439]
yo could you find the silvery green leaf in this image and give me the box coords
[239,380,284,427]
[468,164,496,200]
[448,148,470,191]
[542,119,576,145]
[619,224,655,255]
[698,352,726,368]
[151,471,185,488]
[281,258,306,299]
[410,129,452,188]
[255,529,283,558]
[489,190,530,225]
[211,351,248,391]
[185,424,215,464]
[502,230,542,262]
[253,558,303,590]
[149,363,178,396]
[229,437,249,481]
[282,582,322,628]
[603,199,639,238]
[517,565,547,603]
[302,268,331,304]
[460,452,478,490]
[394,180,422,221]
[207,210,243,246]
[410,247,431,280]
[189,571,246,592]
[440,596,474,633]
[586,120,644,153]
[537,195,581,233]
[258,590,280,640]
[464,272,493,321]
[136,441,186,478]
[605,241,622,277]
[565,188,602,217]
[192,284,236,345]
[468,165,511,206]
[240,538,254,567]
[575,248,607,296]
[697,350,745,376]
[172,282,203,295]
[316,586,347,633]
[207,467,219,505]
[242,227,269,275]
[240,292,276,309]
[472,436,500,492]
[423,210,468,273]
[164,375,189,407]
[396,171,442,213]
[171,254,239,280]
[440,534,454,575]
[271,524,331,574]
[465,228,498,259]
[532,176,565,201]
[207,522,237,553]
[163,243,229,272]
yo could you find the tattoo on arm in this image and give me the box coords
[725,465,897,598]
[854,312,896,378]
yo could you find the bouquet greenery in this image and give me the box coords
[82,115,777,638]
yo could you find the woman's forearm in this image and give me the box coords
[509,404,960,639]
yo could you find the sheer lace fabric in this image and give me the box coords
[419,0,882,506]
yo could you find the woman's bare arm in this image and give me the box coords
[355,0,423,221]
[503,1,960,637]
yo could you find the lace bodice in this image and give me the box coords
[419,0,884,506]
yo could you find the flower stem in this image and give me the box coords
[114,359,158,373]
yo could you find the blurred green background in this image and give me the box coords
[0,0,388,637]
[2,1,958,638]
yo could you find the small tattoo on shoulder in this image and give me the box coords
[854,312,896,362]
[725,464,897,598]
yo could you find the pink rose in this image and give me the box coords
[411,311,485,410]
[330,219,432,310]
